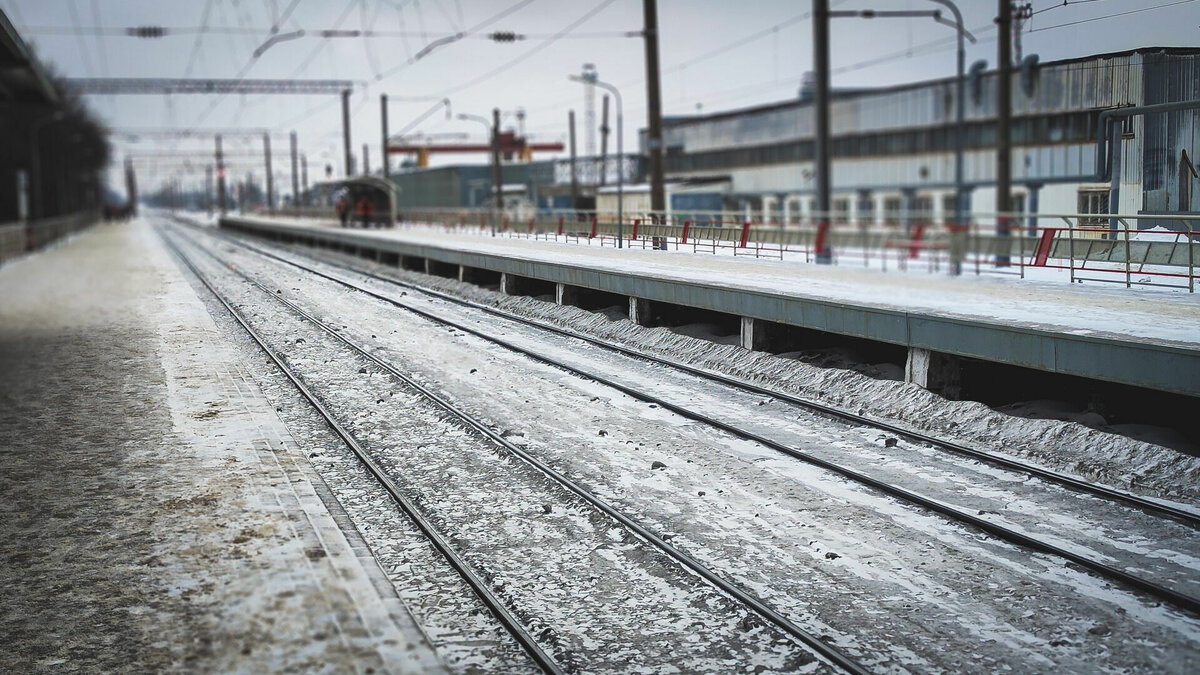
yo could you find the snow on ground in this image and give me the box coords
[170,225,824,673]
[179,221,1200,672]
[0,218,443,673]
[222,219,1200,504]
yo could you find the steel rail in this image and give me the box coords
[190,223,1200,618]
[207,221,1200,530]
[168,222,871,675]
[158,228,565,675]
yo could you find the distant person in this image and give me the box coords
[336,195,350,227]
[356,195,374,228]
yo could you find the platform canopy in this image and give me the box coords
[0,9,58,105]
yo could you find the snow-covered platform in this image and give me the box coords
[0,218,445,672]
[222,214,1200,398]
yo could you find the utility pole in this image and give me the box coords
[380,94,390,181]
[491,108,504,231]
[342,88,353,177]
[568,110,579,211]
[643,0,666,218]
[215,134,226,215]
[301,154,309,205]
[205,164,213,217]
[813,0,832,263]
[263,132,274,212]
[290,131,299,207]
[996,0,1013,265]
[599,94,610,186]
[125,157,138,216]
[362,143,370,175]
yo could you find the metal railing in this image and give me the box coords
[262,206,1199,292]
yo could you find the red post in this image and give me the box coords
[527,217,535,234]
[502,216,509,232]
[589,216,598,239]
[814,221,830,258]
[681,220,691,244]
[480,213,486,230]
[908,224,926,259]
[557,215,564,236]
[739,220,751,248]
[631,218,641,240]
[1033,228,1058,266]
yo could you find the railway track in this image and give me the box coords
[214,222,1200,531]
[185,220,1200,621]
[163,225,870,674]
[161,230,563,674]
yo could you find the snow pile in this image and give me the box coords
[289,244,1200,505]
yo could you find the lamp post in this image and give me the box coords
[30,111,67,220]
[570,71,624,248]
[457,112,502,234]
[927,0,976,274]
[819,4,974,268]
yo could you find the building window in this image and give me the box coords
[913,196,933,223]
[1078,188,1109,226]
[856,195,875,225]
[942,193,961,224]
[832,198,850,224]
[883,197,903,226]
[1009,192,1026,215]
[786,198,803,224]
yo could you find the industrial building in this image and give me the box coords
[386,47,1199,228]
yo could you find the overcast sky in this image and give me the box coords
[5,0,1197,191]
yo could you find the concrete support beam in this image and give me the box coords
[740,316,777,352]
[556,282,578,306]
[500,272,520,296]
[905,347,962,399]
[424,259,435,276]
[629,297,653,326]
[458,265,468,283]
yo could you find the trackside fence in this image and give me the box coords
[0,211,99,265]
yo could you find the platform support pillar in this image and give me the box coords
[556,282,578,306]
[740,317,778,352]
[905,347,962,399]
[500,272,521,296]
[629,297,653,326]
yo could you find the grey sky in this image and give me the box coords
[5,0,1197,190]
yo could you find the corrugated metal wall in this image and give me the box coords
[662,50,1197,150]
[1141,52,1200,209]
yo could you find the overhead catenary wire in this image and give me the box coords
[1026,0,1198,32]
[66,0,95,77]
[182,0,216,78]
[425,0,620,99]
[89,0,108,77]
[1032,0,1110,15]
[371,0,536,81]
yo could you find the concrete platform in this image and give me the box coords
[0,219,445,672]
[220,215,1200,399]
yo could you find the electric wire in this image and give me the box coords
[183,0,216,78]
[66,0,95,77]
[1026,0,1198,32]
